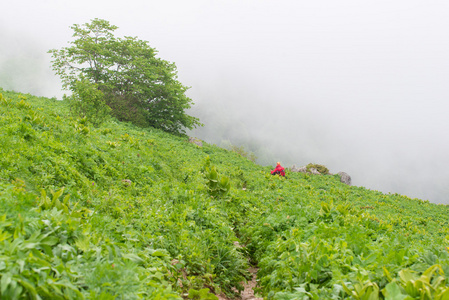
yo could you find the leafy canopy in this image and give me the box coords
[49,18,202,134]
[66,77,111,127]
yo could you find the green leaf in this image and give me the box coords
[150,249,168,257]
[399,269,417,283]
[436,288,449,300]
[1,272,12,295]
[188,288,218,300]
[421,264,441,284]
[383,267,393,282]
[383,282,408,300]
[123,253,144,264]
[0,230,12,242]
[41,236,59,246]
[17,277,38,299]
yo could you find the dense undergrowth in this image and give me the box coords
[1,88,449,299]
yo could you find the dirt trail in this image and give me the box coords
[240,267,263,300]
[217,267,262,300]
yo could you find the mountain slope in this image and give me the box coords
[1,88,448,299]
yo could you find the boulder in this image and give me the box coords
[310,168,321,175]
[338,172,352,185]
[297,166,307,173]
[290,165,299,172]
[306,163,329,175]
[188,137,203,147]
[290,165,310,173]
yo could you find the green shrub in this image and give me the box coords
[204,166,231,198]
[306,163,329,174]
[67,78,111,127]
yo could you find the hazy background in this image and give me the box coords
[1,0,448,203]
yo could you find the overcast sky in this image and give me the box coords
[1,0,448,203]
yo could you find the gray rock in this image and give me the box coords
[188,137,203,147]
[297,166,307,173]
[291,165,328,175]
[338,172,352,185]
[290,165,299,172]
[291,166,308,173]
[310,168,321,175]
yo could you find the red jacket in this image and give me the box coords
[271,165,285,176]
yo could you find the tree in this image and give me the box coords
[49,18,202,134]
[66,77,111,127]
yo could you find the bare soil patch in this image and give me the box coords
[216,267,262,300]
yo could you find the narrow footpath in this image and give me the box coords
[239,267,263,300]
[217,267,262,300]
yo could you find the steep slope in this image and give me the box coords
[1,88,448,299]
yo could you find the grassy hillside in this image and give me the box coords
[1,88,449,299]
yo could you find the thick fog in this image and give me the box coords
[1,1,448,203]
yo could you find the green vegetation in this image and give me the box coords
[66,77,111,127]
[306,163,330,175]
[49,18,202,134]
[1,88,449,299]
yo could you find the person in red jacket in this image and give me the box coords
[271,162,285,176]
